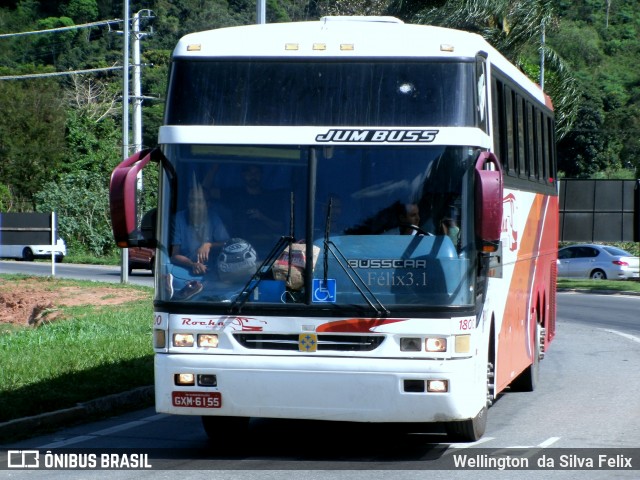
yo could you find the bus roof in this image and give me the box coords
[176,16,488,59]
[173,16,548,106]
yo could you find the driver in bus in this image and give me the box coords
[167,179,230,300]
[384,203,421,235]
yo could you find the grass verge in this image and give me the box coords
[557,278,640,293]
[0,276,154,429]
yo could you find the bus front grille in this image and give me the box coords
[233,333,384,352]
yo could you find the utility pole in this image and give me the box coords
[121,0,130,284]
[257,0,266,24]
[540,19,545,91]
[132,11,142,159]
[132,10,154,186]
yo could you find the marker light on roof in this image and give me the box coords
[285,43,299,50]
[440,44,454,52]
[313,43,327,50]
[187,44,202,51]
[340,44,355,51]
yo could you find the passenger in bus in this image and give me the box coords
[384,203,421,235]
[440,217,460,249]
[168,180,230,300]
[222,165,287,256]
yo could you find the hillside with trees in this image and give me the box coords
[0,0,638,256]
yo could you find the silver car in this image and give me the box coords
[557,244,640,280]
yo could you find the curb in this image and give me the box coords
[0,386,154,444]
[558,288,640,296]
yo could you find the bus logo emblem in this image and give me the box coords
[315,129,439,143]
[299,333,318,352]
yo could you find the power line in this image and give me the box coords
[0,66,123,81]
[0,19,122,39]
[0,18,129,81]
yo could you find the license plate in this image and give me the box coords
[172,391,221,408]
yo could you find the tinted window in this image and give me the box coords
[158,145,477,308]
[166,60,476,127]
[575,247,598,258]
[558,248,573,259]
[603,246,631,256]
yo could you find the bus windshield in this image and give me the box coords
[165,60,477,127]
[159,145,479,309]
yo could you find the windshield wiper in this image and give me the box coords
[322,196,389,316]
[323,240,390,316]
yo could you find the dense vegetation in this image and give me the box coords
[1,0,638,256]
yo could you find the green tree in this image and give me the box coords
[0,184,13,211]
[34,170,114,256]
[0,78,67,210]
[61,0,99,23]
[557,103,608,178]
[62,74,121,177]
[32,17,78,66]
[316,0,391,16]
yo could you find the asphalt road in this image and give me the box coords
[0,259,153,287]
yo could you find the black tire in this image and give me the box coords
[445,333,495,442]
[22,247,34,261]
[510,322,542,392]
[55,255,64,263]
[590,269,607,280]
[445,405,487,442]
[201,416,250,441]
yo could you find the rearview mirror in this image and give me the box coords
[474,151,503,251]
[109,148,156,248]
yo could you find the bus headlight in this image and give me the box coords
[427,379,449,393]
[175,373,195,386]
[425,337,447,352]
[173,333,195,347]
[400,337,422,352]
[198,334,219,348]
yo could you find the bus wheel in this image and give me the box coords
[445,405,487,442]
[510,322,542,392]
[201,416,250,441]
[22,247,34,261]
[487,359,496,407]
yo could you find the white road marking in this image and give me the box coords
[603,328,640,344]
[443,436,496,454]
[446,436,560,454]
[38,413,168,448]
[537,436,561,448]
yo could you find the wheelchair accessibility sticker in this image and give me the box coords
[312,279,336,303]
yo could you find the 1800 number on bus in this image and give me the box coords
[172,391,222,408]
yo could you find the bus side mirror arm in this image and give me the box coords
[474,151,503,253]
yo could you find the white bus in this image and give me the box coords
[0,239,66,262]
[0,212,66,262]
[110,16,558,441]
